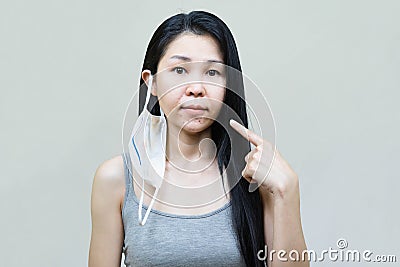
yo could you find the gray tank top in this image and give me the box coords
[121,153,247,267]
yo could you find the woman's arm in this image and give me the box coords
[261,176,308,267]
[229,120,309,267]
[88,156,125,267]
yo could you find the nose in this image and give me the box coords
[185,83,205,97]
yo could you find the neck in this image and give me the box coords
[165,124,216,172]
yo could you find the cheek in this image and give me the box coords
[209,85,226,100]
[157,87,183,116]
[158,95,178,116]
[154,76,179,114]
[208,88,226,116]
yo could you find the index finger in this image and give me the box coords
[229,119,263,146]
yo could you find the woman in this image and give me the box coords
[89,11,308,267]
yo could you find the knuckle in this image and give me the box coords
[248,163,256,172]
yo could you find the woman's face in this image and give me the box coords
[143,33,226,135]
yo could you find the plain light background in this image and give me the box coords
[1,0,399,266]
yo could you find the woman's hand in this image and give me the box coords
[230,119,309,266]
[229,119,299,200]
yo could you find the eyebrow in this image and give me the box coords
[169,55,224,64]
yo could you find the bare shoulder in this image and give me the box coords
[92,154,126,210]
[89,154,126,266]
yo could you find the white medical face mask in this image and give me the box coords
[128,74,167,225]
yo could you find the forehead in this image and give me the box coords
[159,33,223,65]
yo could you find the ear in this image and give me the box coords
[141,69,157,96]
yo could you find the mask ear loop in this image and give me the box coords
[139,188,160,225]
[137,74,161,226]
[143,74,153,111]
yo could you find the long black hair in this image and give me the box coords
[138,11,266,267]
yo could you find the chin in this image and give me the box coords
[181,118,214,134]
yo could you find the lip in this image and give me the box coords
[181,104,208,110]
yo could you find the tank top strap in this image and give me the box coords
[121,152,132,182]
[121,152,134,218]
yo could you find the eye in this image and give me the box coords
[207,69,220,76]
[173,67,186,74]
